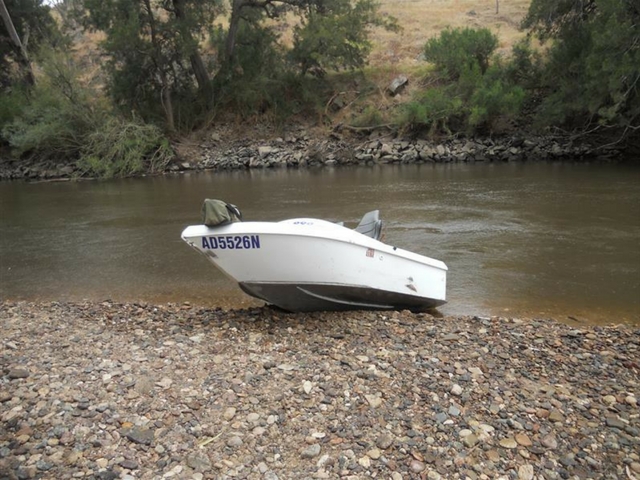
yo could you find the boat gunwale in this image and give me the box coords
[181,221,448,271]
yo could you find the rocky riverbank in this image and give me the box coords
[185,132,616,173]
[1,301,638,480]
[0,129,622,181]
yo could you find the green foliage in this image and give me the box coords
[352,105,386,128]
[215,68,331,121]
[210,13,352,121]
[0,88,29,138]
[501,38,543,88]
[2,48,173,177]
[79,0,223,130]
[210,20,287,118]
[210,0,397,120]
[467,64,526,130]
[78,0,393,128]
[210,17,284,83]
[289,0,398,76]
[0,0,59,87]
[396,86,464,135]
[79,117,173,177]
[524,0,640,136]
[399,31,525,136]
[522,0,596,40]
[2,79,91,159]
[423,27,499,79]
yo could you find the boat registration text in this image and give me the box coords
[202,235,261,250]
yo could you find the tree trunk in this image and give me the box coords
[496,0,499,14]
[189,51,210,93]
[143,0,176,132]
[172,0,211,96]
[224,0,244,68]
[0,0,35,86]
[161,84,176,133]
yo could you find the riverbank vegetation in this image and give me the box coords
[0,0,638,177]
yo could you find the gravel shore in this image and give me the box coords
[1,301,638,480]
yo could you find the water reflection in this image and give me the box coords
[1,163,638,324]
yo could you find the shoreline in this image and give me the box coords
[0,131,625,183]
[1,300,638,479]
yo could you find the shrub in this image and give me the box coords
[396,63,525,135]
[2,48,174,177]
[424,27,499,79]
[396,86,464,135]
[352,105,386,128]
[399,28,527,136]
[502,38,543,88]
[468,68,526,130]
[0,88,30,145]
[2,83,92,159]
[211,21,295,120]
[79,117,173,178]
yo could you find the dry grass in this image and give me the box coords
[369,0,531,70]
[326,0,533,126]
[256,0,531,71]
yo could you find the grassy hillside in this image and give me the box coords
[370,0,530,69]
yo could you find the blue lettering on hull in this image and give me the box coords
[202,235,260,250]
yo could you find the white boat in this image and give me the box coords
[181,201,447,312]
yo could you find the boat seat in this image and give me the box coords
[355,210,383,241]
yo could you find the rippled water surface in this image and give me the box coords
[1,163,639,324]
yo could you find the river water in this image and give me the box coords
[1,163,639,324]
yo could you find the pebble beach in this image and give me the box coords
[1,301,639,480]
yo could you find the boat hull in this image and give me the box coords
[181,219,447,312]
[239,282,445,312]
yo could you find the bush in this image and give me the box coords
[211,21,289,119]
[396,61,525,135]
[2,49,174,177]
[2,84,92,159]
[468,67,526,130]
[397,28,527,136]
[352,105,386,128]
[79,117,173,177]
[424,27,499,79]
[0,88,30,143]
[396,86,464,135]
[502,38,543,88]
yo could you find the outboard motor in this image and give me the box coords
[355,210,383,241]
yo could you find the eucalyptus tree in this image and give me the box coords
[523,0,639,142]
[80,0,223,131]
[80,0,395,129]
[0,0,56,87]
[223,0,397,77]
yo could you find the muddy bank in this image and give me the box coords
[1,301,638,479]
[0,129,621,181]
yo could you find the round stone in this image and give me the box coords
[410,460,426,473]
[518,464,534,480]
[301,444,321,459]
[499,438,518,449]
